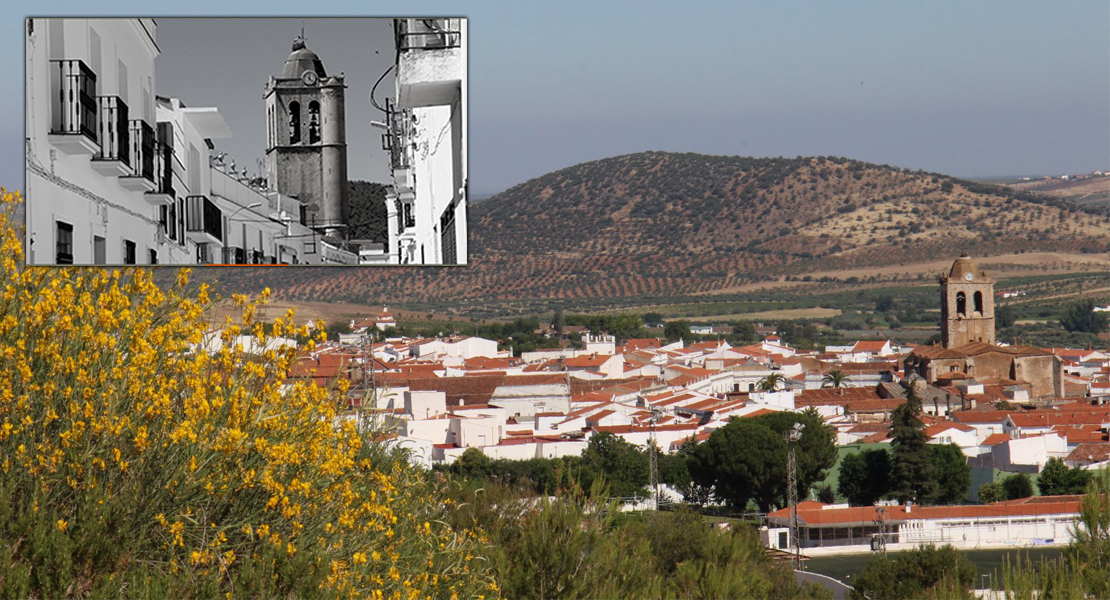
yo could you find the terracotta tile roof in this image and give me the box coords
[852,340,890,353]
[1066,442,1110,464]
[768,496,1083,527]
[924,422,976,437]
[593,423,699,435]
[1049,424,1109,444]
[981,433,1012,446]
[952,410,1013,425]
[1009,411,1110,428]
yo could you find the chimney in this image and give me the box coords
[905,501,912,514]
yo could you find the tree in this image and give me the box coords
[816,484,836,504]
[1038,457,1093,496]
[889,386,937,504]
[1001,472,1034,500]
[995,305,1016,329]
[663,319,690,342]
[930,443,971,505]
[821,369,851,394]
[1059,299,1109,334]
[642,312,664,327]
[874,295,895,313]
[690,411,835,513]
[849,544,975,600]
[551,308,565,337]
[579,432,649,497]
[451,447,494,480]
[978,482,1004,504]
[838,448,893,507]
[690,421,784,511]
[756,372,786,391]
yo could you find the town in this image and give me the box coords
[234,254,1110,564]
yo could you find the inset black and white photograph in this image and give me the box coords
[25,17,467,265]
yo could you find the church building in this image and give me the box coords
[264,36,349,237]
[905,253,1064,399]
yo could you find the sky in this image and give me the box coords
[155,18,395,185]
[6,1,1109,196]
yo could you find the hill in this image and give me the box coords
[200,152,1110,314]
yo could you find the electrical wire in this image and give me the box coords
[369,64,394,114]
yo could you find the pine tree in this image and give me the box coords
[889,384,936,504]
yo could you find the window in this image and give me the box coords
[123,240,136,265]
[973,291,984,314]
[55,221,73,264]
[148,249,158,265]
[93,236,106,265]
[956,292,966,317]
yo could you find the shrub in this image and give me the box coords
[0,190,494,597]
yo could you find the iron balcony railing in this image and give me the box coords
[395,18,461,51]
[154,122,175,196]
[186,195,223,243]
[381,98,413,171]
[129,120,156,183]
[94,96,129,166]
[50,59,98,141]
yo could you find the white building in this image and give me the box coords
[26,18,174,265]
[381,18,467,265]
[765,496,1085,554]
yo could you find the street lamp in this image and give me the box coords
[223,202,263,262]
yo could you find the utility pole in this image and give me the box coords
[785,422,806,571]
[648,408,662,510]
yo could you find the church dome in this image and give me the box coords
[280,38,327,79]
[948,252,985,280]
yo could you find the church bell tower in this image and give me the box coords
[940,252,995,348]
[264,35,348,236]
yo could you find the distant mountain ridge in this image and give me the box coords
[201,152,1110,310]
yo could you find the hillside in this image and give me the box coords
[201,152,1110,313]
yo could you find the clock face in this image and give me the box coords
[302,71,318,86]
[964,272,974,281]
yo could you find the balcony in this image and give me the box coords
[185,195,223,245]
[395,19,462,51]
[394,19,463,108]
[144,140,175,205]
[48,59,99,155]
[90,96,130,176]
[119,120,157,192]
[383,98,416,196]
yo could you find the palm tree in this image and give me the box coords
[757,372,786,392]
[822,369,851,394]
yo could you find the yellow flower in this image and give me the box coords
[56,519,68,532]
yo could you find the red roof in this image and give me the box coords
[981,433,1012,446]
[768,496,1083,527]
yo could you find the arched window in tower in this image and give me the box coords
[973,291,984,314]
[956,292,967,317]
[289,101,301,144]
[308,101,320,144]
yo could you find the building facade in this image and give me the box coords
[383,18,467,265]
[26,18,178,265]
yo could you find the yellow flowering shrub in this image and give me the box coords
[0,189,497,598]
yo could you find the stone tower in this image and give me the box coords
[264,36,348,235]
[940,252,995,348]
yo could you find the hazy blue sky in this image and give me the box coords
[7,1,1109,195]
